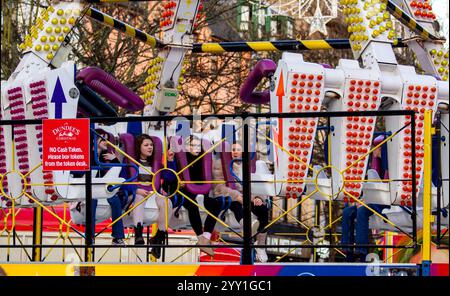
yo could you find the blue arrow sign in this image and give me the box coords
[51,77,67,119]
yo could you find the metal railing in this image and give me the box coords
[0,109,423,264]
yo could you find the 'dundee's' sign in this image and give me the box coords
[42,118,90,171]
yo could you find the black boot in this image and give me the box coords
[149,230,167,259]
[134,223,145,245]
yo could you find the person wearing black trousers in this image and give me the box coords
[211,142,270,262]
[163,135,221,257]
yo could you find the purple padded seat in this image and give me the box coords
[170,136,213,195]
[240,59,277,104]
[77,67,144,112]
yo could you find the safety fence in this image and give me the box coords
[0,109,433,264]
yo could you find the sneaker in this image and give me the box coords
[254,233,268,262]
[255,247,268,263]
[134,223,145,245]
[239,219,260,237]
[112,238,125,246]
[197,235,214,257]
[149,230,167,259]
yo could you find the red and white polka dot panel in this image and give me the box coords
[407,0,436,22]
[284,72,325,199]
[341,79,382,203]
[396,83,438,206]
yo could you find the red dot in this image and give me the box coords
[351,80,356,85]
[292,80,298,86]
[293,73,299,79]
[317,75,323,80]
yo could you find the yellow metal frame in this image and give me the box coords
[421,110,433,262]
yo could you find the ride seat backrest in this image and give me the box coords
[95,128,116,160]
[251,152,257,173]
[218,141,237,190]
[119,133,162,192]
[371,135,389,179]
[77,66,144,112]
[170,136,213,195]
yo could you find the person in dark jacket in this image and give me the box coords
[164,135,221,257]
[89,135,125,246]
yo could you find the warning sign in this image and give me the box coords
[42,118,90,171]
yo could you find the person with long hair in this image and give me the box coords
[128,134,172,246]
[165,135,221,256]
[211,142,270,262]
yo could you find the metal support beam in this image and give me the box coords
[421,110,433,276]
[32,207,43,262]
[85,169,94,262]
[85,7,164,48]
[193,39,405,53]
[241,115,253,264]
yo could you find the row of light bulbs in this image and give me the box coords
[19,5,80,61]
